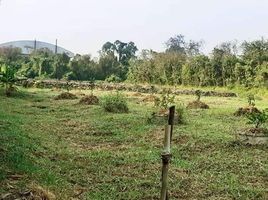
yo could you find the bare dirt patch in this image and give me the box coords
[141,94,158,103]
[1,185,55,200]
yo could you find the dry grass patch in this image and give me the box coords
[54,92,78,100]
[187,100,209,109]
[79,95,99,105]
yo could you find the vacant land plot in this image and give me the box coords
[0,88,267,199]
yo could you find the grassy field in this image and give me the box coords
[0,87,267,199]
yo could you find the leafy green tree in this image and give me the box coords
[0,47,22,69]
[165,34,186,54]
[51,53,70,79]
[182,55,212,86]
[97,53,121,80]
[67,54,97,80]
[102,40,138,65]
[18,48,54,78]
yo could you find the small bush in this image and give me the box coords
[105,74,122,83]
[101,93,129,113]
[154,89,175,109]
[246,109,268,128]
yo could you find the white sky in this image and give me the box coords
[0,0,268,56]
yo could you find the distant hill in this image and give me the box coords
[0,40,74,57]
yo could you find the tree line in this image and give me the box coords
[0,35,268,88]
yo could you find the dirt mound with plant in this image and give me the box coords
[54,92,78,100]
[187,100,209,109]
[1,185,55,200]
[234,106,261,116]
[79,95,99,105]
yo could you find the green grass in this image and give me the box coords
[0,87,267,199]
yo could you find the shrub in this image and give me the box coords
[0,65,17,96]
[101,93,129,113]
[246,109,268,128]
[154,89,175,109]
[105,74,122,83]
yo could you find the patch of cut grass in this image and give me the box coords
[0,87,267,199]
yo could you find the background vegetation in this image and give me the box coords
[0,35,268,89]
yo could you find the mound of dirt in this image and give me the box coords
[54,92,78,100]
[131,92,143,97]
[1,185,55,200]
[187,100,209,109]
[79,95,99,105]
[234,106,261,116]
[141,94,158,103]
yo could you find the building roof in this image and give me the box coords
[0,40,74,57]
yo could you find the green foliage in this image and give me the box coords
[176,104,186,124]
[195,90,202,101]
[1,37,268,89]
[0,65,17,96]
[154,89,175,109]
[246,109,268,128]
[247,94,255,106]
[105,74,122,83]
[67,54,97,81]
[97,53,121,80]
[101,93,129,113]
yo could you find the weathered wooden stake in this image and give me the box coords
[168,106,175,141]
[160,106,175,200]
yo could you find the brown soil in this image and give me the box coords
[131,92,143,97]
[239,127,268,136]
[79,95,99,105]
[234,106,261,116]
[1,185,55,200]
[141,94,158,103]
[187,100,209,109]
[54,92,78,100]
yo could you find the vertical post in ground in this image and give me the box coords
[168,105,175,142]
[160,106,175,200]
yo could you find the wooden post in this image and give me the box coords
[160,106,175,200]
[168,106,175,142]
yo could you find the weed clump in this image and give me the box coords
[101,93,129,113]
[54,92,78,100]
[234,94,260,116]
[79,95,99,105]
